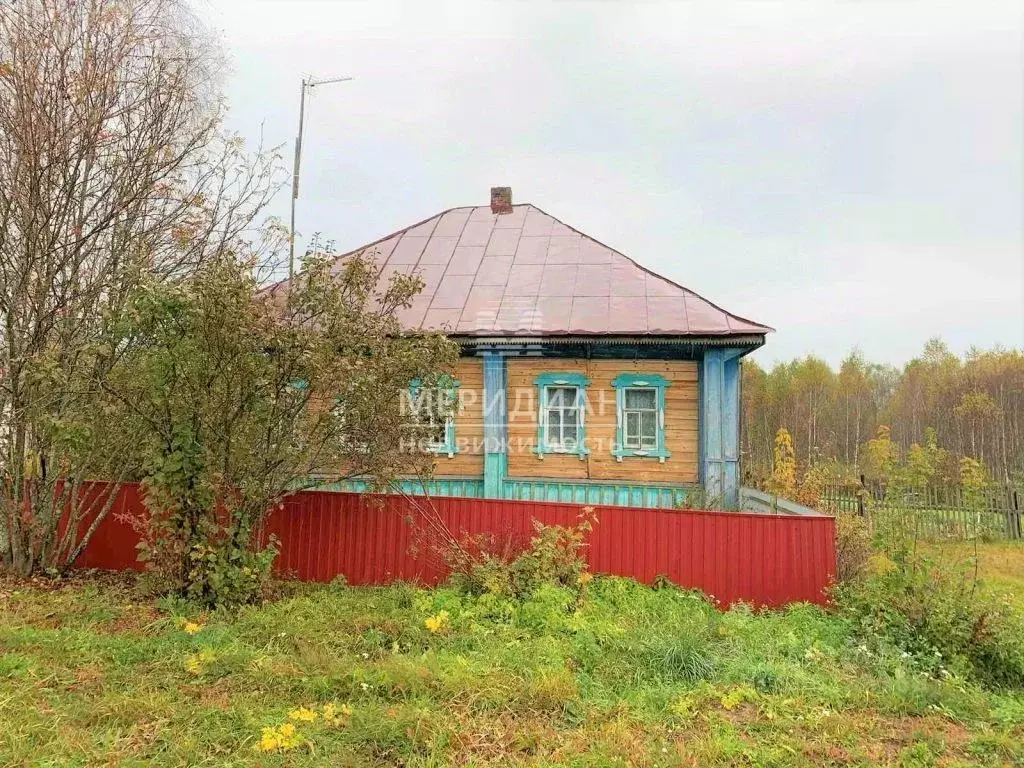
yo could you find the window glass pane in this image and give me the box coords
[624,411,640,448]
[542,384,584,450]
[429,424,447,446]
[547,410,562,431]
[547,386,575,407]
[561,418,576,448]
[619,386,662,452]
[625,388,656,410]
[412,387,451,448]
[640,412,657,447]
[563,409,578,430]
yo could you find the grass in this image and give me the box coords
[0,546,1022,766]
[932,540,1024,612]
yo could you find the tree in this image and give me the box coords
[837,350,871,465]
[861,425,898,484]
[894,430,946,492]
[740,340,1024,487]
[106,247,459,605]
[790,356,834,463]
[959,456,987,490]
[0,0,278,575]
[769,427,796,497]
[954,391,1001,466]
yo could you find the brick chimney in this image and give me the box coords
[490,186,512,215]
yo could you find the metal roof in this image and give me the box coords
[275,203,771,339]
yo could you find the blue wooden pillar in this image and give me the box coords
[482,353,507,499]
[702,347,743,509]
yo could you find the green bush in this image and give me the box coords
[446,508,595,600]
[834,551,1024,688]
[183,538,278,609]
[136,512,278,610]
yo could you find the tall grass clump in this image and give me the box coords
[634,630,717,683]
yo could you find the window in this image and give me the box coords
[611,373,671,462]
[622,388,658,449]
[544,386,581,451]
[414,393,450,449]
[408,377,460,457]
[331,399,370,454]
[533,372,590,459]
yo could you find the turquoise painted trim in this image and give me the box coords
[409,376,461,457]
[701,348,742,509]
[532,371,591,459]
[482,354,508,498]
[316,477,485,498]
[610,372,671,461]
[312,476,696,510]
[611,373,671,387]
[502,479,691,509]
[484,453,507,498]
[723,352,740,508]
[462,340,761,361]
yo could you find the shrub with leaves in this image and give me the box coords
[446,507,596,600]
[834,512,873,583]
[834,547,1024,687]
[109,249,458,607]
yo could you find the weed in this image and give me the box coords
[834,547,1024,687]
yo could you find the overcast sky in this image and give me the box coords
[200,1,1023,368]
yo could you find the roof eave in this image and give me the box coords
[453,333,767,348]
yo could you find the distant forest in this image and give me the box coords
[740,339,1024,487]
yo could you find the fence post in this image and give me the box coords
[1013,489,1021,541]
[856,474,866,518]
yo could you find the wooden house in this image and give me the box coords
[312,188,769,509]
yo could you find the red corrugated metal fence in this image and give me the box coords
[73,485,836,607]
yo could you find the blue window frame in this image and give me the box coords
[533,372,590,459]
[611,373,671,462]
[409,376,460,457]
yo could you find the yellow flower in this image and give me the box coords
[288,707,317,722]
[183,621,203,635]
[183,649,216,675]
[322,702,353,726]
[424,610,450,634]
[255,727,280,752]
[719,686,756,711]
[253,723,301,752]
[577,571,593,586]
